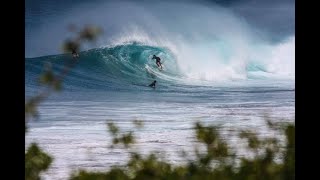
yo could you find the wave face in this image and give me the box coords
[25,36,294,93]
[25,0,295,92]
[25,43,181,92]
[25,2,295,179]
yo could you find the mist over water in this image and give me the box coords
[26,0,294,82]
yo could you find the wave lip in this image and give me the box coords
[25,36,295,91]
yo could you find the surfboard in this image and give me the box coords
[158,64,164,71]
[132,83,156,89]
[145,64,165,76]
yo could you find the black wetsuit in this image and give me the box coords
[72,49,79,58]
[154,57,161,64]
[153,56,161,68]
[149,81,156,88]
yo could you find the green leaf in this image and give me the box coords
[107,122,119,135]
[79,25,103,41]
[25,143,53,180]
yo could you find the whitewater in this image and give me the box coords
[25,0,294,179]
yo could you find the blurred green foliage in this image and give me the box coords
[62,25,102,53]
[107,121,135,149]
[25,25,102,180]
[71,121,295,180]
[25,24,294,180]
[25,143,53,180]
[25,25,103,125]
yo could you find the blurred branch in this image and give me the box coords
[25,25,102,127]
[25,143,53,180]
[25,24,102,180]
[71,119,295,180]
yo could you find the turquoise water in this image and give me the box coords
[25,1,294,179]
[25,44,294,179]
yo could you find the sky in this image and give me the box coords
[25,0,295,57]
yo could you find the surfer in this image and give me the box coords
[152,55,162,70]
[71,49,79,59]
[149,80,157,88]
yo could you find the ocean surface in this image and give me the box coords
[25,1,294,179]
[25,43,294,179]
